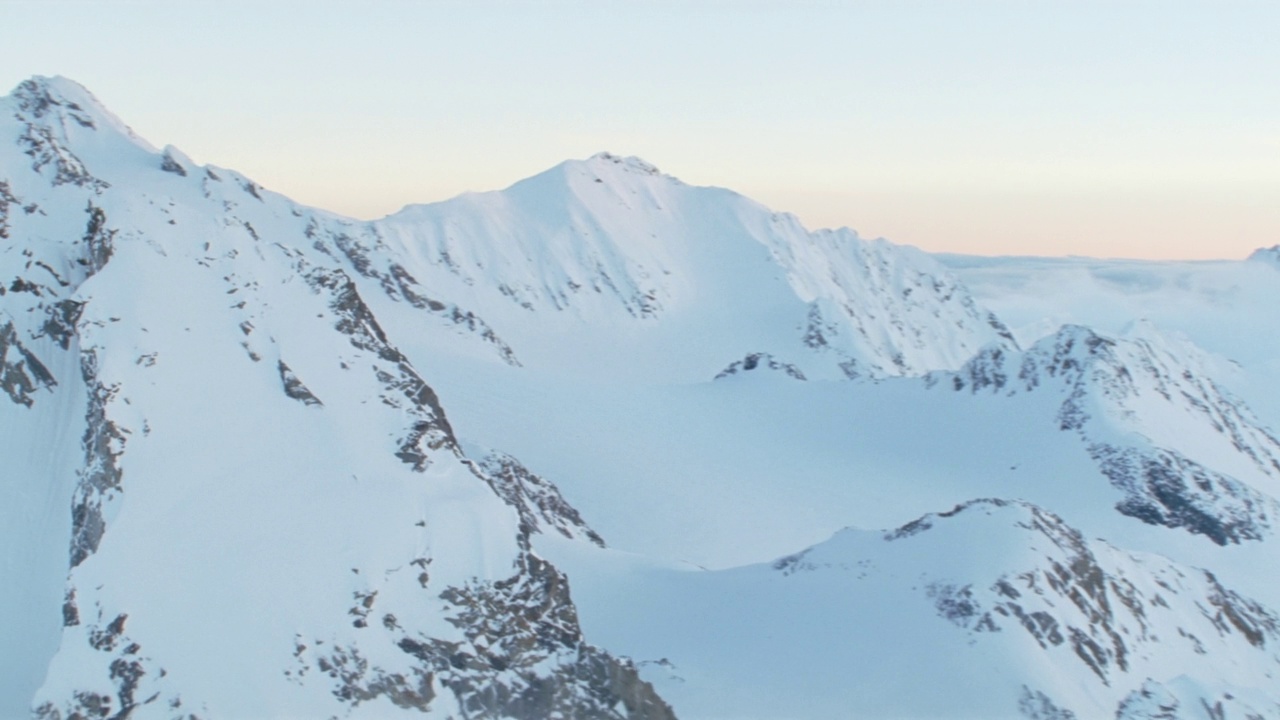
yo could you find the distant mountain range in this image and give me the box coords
[3,76,1279,719]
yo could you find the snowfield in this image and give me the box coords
[3,76,1280,719]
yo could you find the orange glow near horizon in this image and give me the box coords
[2,1,1277,261]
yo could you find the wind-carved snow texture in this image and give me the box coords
[473,451,606,548]
[940,324,1280,545]
[714,352,807,381]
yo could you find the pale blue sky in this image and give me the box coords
[2,1,1277,258]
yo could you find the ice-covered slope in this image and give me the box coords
[0,76,671,719]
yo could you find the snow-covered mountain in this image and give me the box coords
[4,75,1280,719]
[0,76,670,720]
[362,150,1013,383]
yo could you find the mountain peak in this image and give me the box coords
[12,76,106,125]
[585,151,663,177]
[7,75,148,149]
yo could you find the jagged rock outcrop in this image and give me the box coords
[714,352,807,381]
[0,320,55,406]
[1093,444,1277,546]
[300,553,673,719]
[473,451,606,548]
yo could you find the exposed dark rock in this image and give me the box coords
[15,96,109,192]
[159,149,187,176]
[473,451,606,548]
[36,609,174,720]
[306,268,456,469]
[82,203,116,275]
[0,179,18,239]
[310,553,675,719]
[802,303,839,350]
[715,352,806,381]
[314,222,520,366]
[1096,444,1276,546]
[928,583,986,627]
[944,325,1280,546]
[1115,677,1280,720]
[0,321,56,406]
[987,312,1017,346]
[13,79,99,127]
[1200,571,1279,648]
[62,589,80,627]
[241,180,263,200]
[1018,686,1076,720]
[277,359,323,407]
[41,298,84,350]
[70,350,125,568]
[1114,680,1182,720]
[9,276,42,295]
